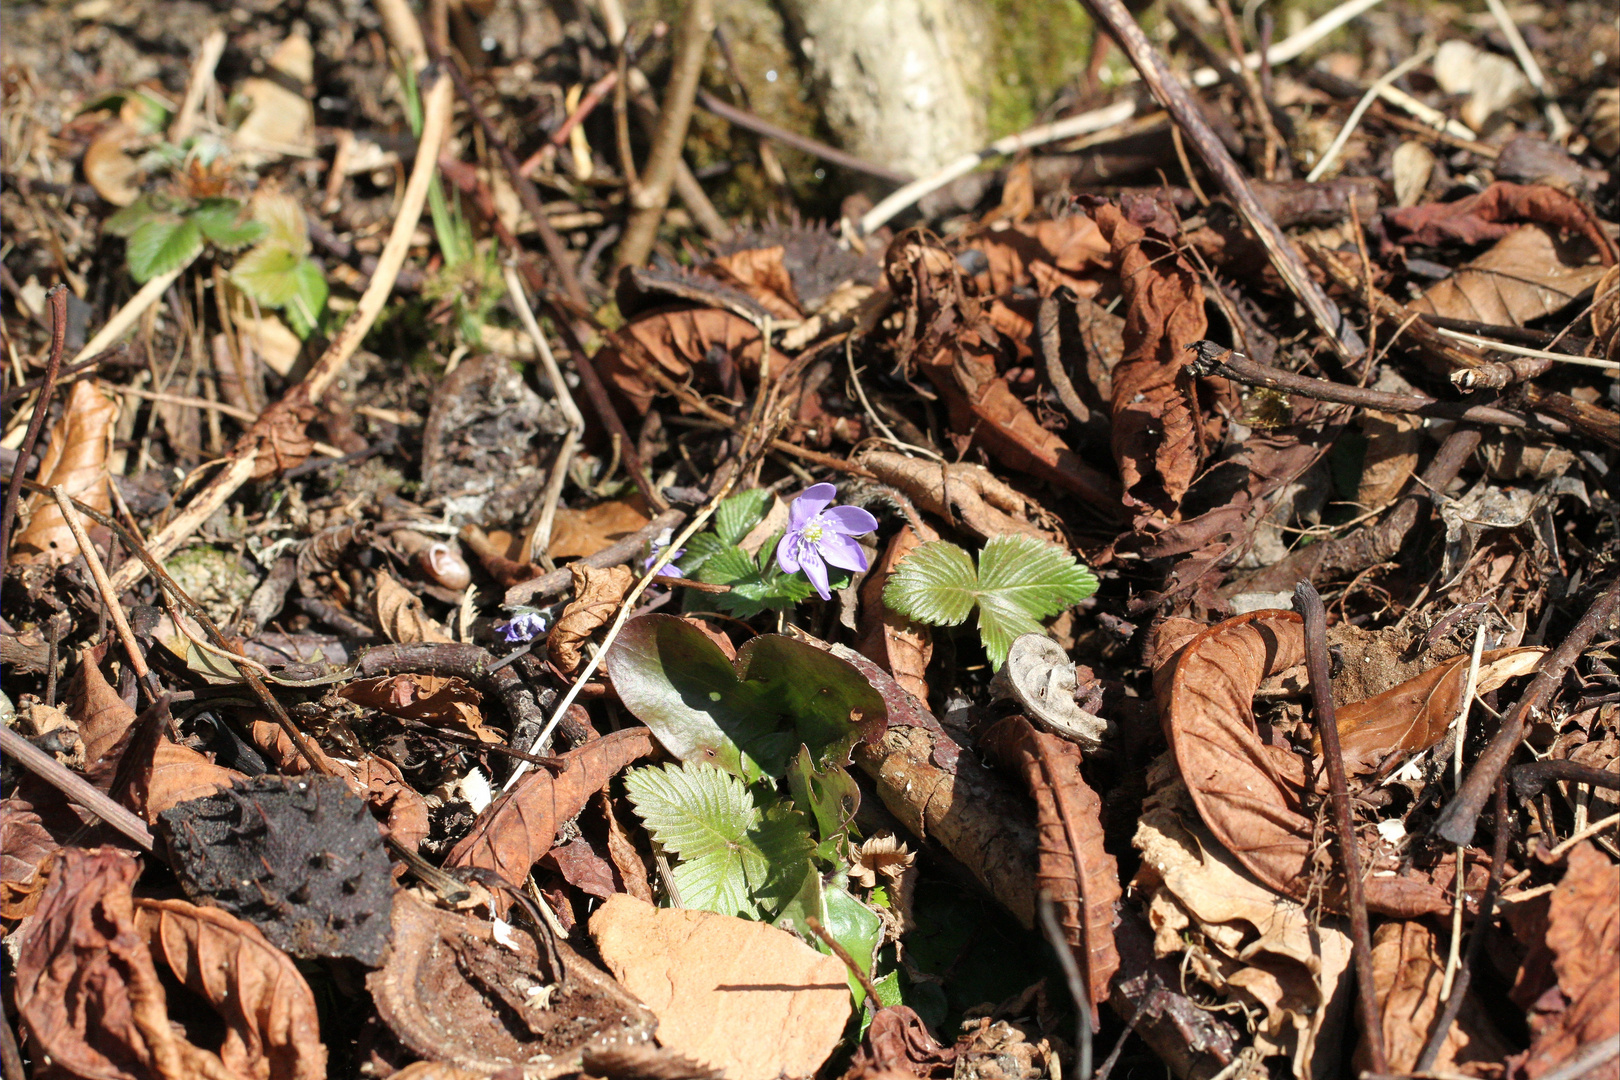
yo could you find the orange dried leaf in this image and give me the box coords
[13,380,118,566]
[855,526,935,706]
[1358,920,1512,1075]
[548,563,637,674]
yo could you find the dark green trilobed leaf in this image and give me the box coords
[677,531,729,575]
[715,488,771,546]
[284,260,328,339]
[605,615,888,781]
[126,216,203,283]
[189,199,266,250]
[232,241,303,307]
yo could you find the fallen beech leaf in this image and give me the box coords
[548,498,652,560]
[595,307,791,417]
[1330,646,1544,772]
[446,727,656,888]
[1516,843,1620,1080]
[1160,611,1450,916]
[233,33,316,162]
[1412,225,1609,327]
[13,380,118,566]
[961,216,1112,297]
[1385,182,1616,261]
[703,244,804,319]
[980,716,1120,1020]
[1090,198,1214,516]
[601,790,655,903]
[138,737,248,824]
[374,569,454,643]
[336,673,494,740]
[369,890,655,1076]
[1,796,61,920]
[1133,798,1351,1076]
[858,451,1054,543]
[549,563,637,673]
[15,846,252,1080]
[1357,920,1512,1076]
[544,837,620,900]
[68,647,137,770]
[590,893,852,1080]
[1355,404,1423,514]
[855,526,936,706]
[83,121,143,206]
[134,898,327,1080]
[238,398,317,480]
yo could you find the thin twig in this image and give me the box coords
[1306,47,1433,182]
[503,508,687,606]
[1435,579,1620,845]
[0,724,155,852]
[1211,0,1288,179]
[1435,327,1620,370]
[1511,759,1620,799]
[504,264,585,562]
[51,486,156,697]
[0,285,66,576]
[1294,580,1386,1073]
[1037,891,1094,1080]
[1482,0,1571,141]
[1439,624,1487,1001]
[695,90,915,185]
[169,29,227,143]
[70,263,195,366]
[1038,294,1092,425]
[614,0,714,270]
[804,916,883,1008]
[1075,0,1364,361]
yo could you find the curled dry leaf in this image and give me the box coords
[1133,794,1351,1078]
[369,890,656,1076]
[1384,182,1617,261]
[547,497,652,560]
[1412,225,1610,327]
[83,120,142,205]
[459,522,541,587]
[549,562,637,674]
[138,737,248,824]
[1088,198,1213,517]
[855,525,935,705]
[702,245,805,319]
[13,380,118,567]
[336,673,495,741]
[373,568,455,643]
[1515,843,1619,1080]
[594,307,792,416]
[239,398,318,481]
[1591,265,1620,363]
[68,647,137,772]
[844,1005,956,1080]
[1159,611,1450,916]
[858,451,1053,543]
[446,726,657,888]
[1358,920,1511,1076]
[15,846,257,1080]
[1330,646,1544,772]
[979,715,1120,1019]
[1,795,62,920]
[960,216,1112,297]
[134,897,327,1080]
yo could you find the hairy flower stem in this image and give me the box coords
[1293,580,1386,1074]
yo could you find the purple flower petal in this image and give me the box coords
[799,549,832,600]
[820,505,878,536]
[658,564,684,580]
[790,483,837,527]
[776,534,803,574]
[817,531,869,573]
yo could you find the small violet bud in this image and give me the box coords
[644,528,685,579]
[498,611,547,644]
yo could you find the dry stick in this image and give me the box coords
[70,261,196,366]
[804,916,883,1008]
[51,486,157,698]
[1482,0,1571,141]
[1306,47,1433,183]
[518,70,619,175]
[0,725,155,852]
[437,59,590,311]
[1435,579,1620,845]
[1511,759,1620,799]
[169,28,227,143]
[1037,891,1094,1080]
[504,507,686,606]
[1210,0,1287,179]
[105,74,454,596]
[1076,0,1364,363]
[1038,294,1092,425]
[1183,340,1531,428]
[1,1008,25,1080]
[0,344,124,406]
[1439,624,1488,1001]
[0,285,66,575]
[614,0,714,270]
[1293,580,1386,1073]
[695,90,915,185]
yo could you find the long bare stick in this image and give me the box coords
[1,286,66,574]
[170,29,227,143]
[70,263,194,366]
[1482,0,1570,141]
[105,74,454,595]
[504,263,584,562]
[0,725,155,852]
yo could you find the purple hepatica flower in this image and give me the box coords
[644,528,685,579]
[776,483,879,600]
[498,611,547,644]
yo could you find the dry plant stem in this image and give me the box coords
[1306,48,1433,183]
[0,724,154,852]
[1293,580,1386,1074]
[0,285,66,575]
[0,344,124,407]
[694,90,915,185]
[1415,776,1512,1073]
[105,75,453,595]
[1185,342,1529,427]
[70,263,193,365]
[804,916,883,1007]
[1436,328,1620,370]
[504,264,585,561]
[1440,624,1488,1001]
[51,486,155,696]
[1435,578,1620,845]
[1076,0,1364,362]
[1037,891,1093,1080]
[1038,295,1092,425]
[614,0,714,270]
[438,60,589,311]
[1511,759,1620,799]
[1482,0,1571,140]
[1210,0,1286,179]
[374,0,429,68]
[169,29,227,142]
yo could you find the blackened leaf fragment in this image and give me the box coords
[159,775,394,964]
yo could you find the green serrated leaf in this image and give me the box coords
[745,796,817,913]
[715,489,770,546]
[624,762,760,916]
[283,259,328,339]
[190,199,266,250]
[697,544,758,587]
[882,541,979,626]
[677,532,728,575]
[104,195,165,238]
[232,242,303,307]
[976,534,1099,618]
[126,216,202,283]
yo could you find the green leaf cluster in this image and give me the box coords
[231,194,328,339]
[678,489,842,617]
[882,535,1098,668]
[107,195,266,283]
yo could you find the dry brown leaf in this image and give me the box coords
[846,1006,956,1080]
[1159,611,1451,916]
[138,738,247,824]
[855,526,935,705]
[1412,225,1609,327]
[601,791,655,903]
[460,522,542,587]
[1589,264,1620,363]
[387,1064,489,1080]
[15,846,255,1080]
[83,121,142,206]
[374,569,455,643]
[238,398,318,481]
[1385,182,1616,260]
[1089,198,1213,517]
[68,647,137,771]
[336,673,494,739]
[591,894,852,1080]
[1,796,61,920]
[1517,843,1620,1080]
[981,716,1119,1019]
[961,216,1112,297]
[232,33,315,162]
[243,717,428,847]
[1330,646,1544,772]
[1357,920,1511,1076]
[702,245,805,320]
[134,897,327,1080]
[1133,796,1351,1076]
[544,837,621,900]
[13,380,118,566]
[446,727,656,888]
[548,563,637,674]
[858,451,1055,543]
[546,498,651,560]
[595,307,791,417]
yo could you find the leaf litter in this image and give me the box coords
[3,2,1619,1079]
